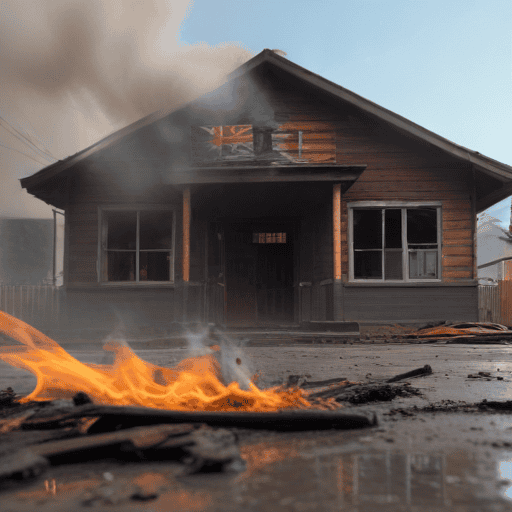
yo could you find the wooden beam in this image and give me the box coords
[182,188,191,282]
[164,165,366,185]
[333,183,342,280]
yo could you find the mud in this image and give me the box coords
[1,343,512,511]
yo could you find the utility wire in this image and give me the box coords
[0,116,57,162]
[0,142,53,166]
[0,121,54,163]
[0,121,56,163]
[0,114,55,159]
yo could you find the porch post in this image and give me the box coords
[182,188,191,322]
[333,183,344,321]
[182,188,191,282]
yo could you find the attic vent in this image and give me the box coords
[271,49,287,57]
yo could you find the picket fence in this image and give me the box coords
[0,285,61,330]
[0,283,510,332]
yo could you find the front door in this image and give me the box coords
[224,221,295,327]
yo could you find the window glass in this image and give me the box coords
[351,206,439,281]
[354,251,382,279]
[139,211,173,250]
[409,250,438,279]
[106,211,137,250]
[139,252,171,281]
[354,209,382,249]
[407,208,437,244]
[103,209,173,282]
[385,250,403,280]
[385,209,402,248]
[108,252,135,281]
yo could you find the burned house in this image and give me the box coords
[20,50,512,339]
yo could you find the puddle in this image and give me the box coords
[230,440,512,511]
[3,431,512,512]
[498,458,512,502]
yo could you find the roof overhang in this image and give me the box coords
[235,51,512,184]
[163,164,366,185]
[19,49,512,212]
[476,180,512,213]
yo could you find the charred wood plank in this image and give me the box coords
[307,382,356,400]
[21,404,375,432]
[386,365,433,383]
[478,400,512,410]
[0,423,196,482]
[301,377,349,389]
[0,388,18,409]
[336,383,423,404]
[308,382,422,404]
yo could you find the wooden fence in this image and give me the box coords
[1,283,510,332]
[478,282,512,326]
[0,285,61,330]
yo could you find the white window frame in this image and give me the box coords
[348,201,442,283]
[97,205,176,285]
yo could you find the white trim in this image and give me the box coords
[347,201,442,283]
[97,205,176,285]
[347,201,443,208]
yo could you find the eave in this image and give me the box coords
[164,164,366,185]
[20,49,512,211]
[236,50,512,182]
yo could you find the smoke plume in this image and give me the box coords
[0,0,252,217]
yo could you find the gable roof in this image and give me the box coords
[21,49,512,211]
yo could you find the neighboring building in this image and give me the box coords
[19,50,512,339]
[478,257,512,285]
[0,218,53,285]
[477,207,512,284]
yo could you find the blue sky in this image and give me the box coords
[0,0,511,221]
[180,0,512,224]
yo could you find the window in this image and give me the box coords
[252,232,287,244]
[349,205,440,281]
[99,208,175,283]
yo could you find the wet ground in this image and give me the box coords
[1,343,512,511]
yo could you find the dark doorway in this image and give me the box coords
[224,221,295,327]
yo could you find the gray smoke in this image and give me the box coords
[0,0,252,217]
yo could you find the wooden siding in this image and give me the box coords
[59,72,478,329]
[191,122,336,165]
[344,285,478,323]
[66,173,183,286]
[66,202,99,284]
[340,167,473,283]
[194,75,476,285]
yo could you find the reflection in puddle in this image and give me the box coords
[44,478,57,495]
[236,442,510,510]
[498,459,512,501]
[14,477,102,502]
[5,439,512,511]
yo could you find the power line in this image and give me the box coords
[0,120,57,163]
[0,116,57,163]
[0,114,55,159]
[0,142,52,166]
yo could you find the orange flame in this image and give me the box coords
[0,311,312,412]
